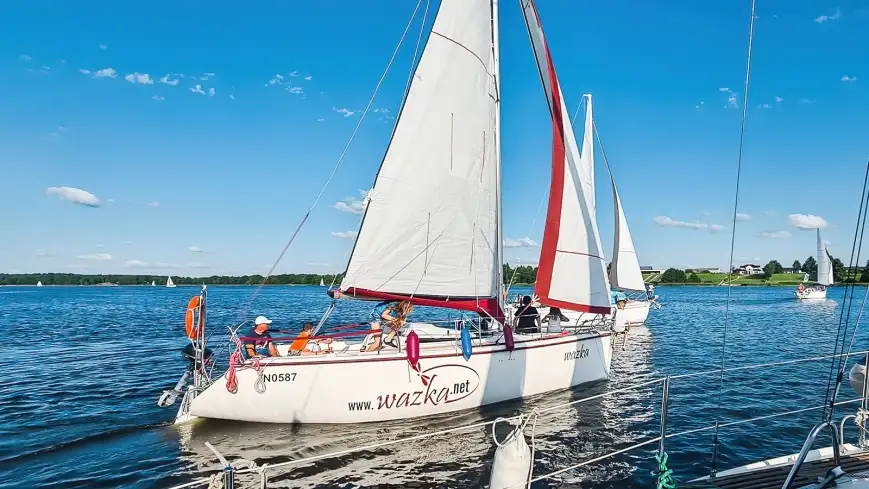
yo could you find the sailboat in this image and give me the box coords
[36,281,43,287]
[528,95,651,326]
[796,229,833,299]
[319,277,325,287]
[166,0,615,425]
[151,280,156,287]
[166,276,176,288]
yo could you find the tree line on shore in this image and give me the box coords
[658,257,869,284]
[1,265,539,287]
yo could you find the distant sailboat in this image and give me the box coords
[36,281,43,287]
[151,280,156,287]
[166,276,176,288]
[319,277,325,287]
[795,229,833,300]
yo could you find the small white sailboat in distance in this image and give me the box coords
[151,280,156,287]
[796,229,833,299]
[36,281,43,287]
[320,277,325,287]
[166,276,176,288]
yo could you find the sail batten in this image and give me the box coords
[521,0,611,314]
[339,0,501,316]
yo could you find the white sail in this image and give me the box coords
[320,278,325,287]
[339,0,501,315]
[151,280,156,286]
[36,281,43,287]
[166,276,176,287]
[520,0,611,314]
[579,94,595,217]
[609,179,646,292]
[817,230,834,286]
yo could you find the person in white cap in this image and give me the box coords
[244,315,279,358]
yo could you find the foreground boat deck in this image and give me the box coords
[683,447,869,489]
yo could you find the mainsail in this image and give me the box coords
[817,229,834,286]
[520,0,611,314]
[579,94,595,217]
[339,0,502,317]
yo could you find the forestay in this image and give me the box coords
[340,0,501,316]
[520,0,611,314]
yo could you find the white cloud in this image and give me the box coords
[307,262,330,267]
[107,199,116,203]
[152,95,165,101]
[703,211,712,216]
[124,260,182,269]
[775,96,783,103]
[159,74,180,86]
[146,201,160,208]
[788,213,828,229]
[815,8,841,23]
[99,44,107,50]
[719,87,731,92]
[736,212,753,221]
[286,86,303,94]
[229,94,236,100]
[208,87,215,97]
[504,237,540,248]
[759,230,791,239]
[799,98,817,104]
[124,260,148,268]
[842,75,857,83]
[331,231,358,239]
[760,103,771,109]
[726,93,738,109]
[46,186,100,207]
[333,107,355,117]
[289,71,299,77]
[78,253,112,261]
[653,216,725,233]
[317,118,325,122]
[79,69,91,75]
[93,68,117,78]
[34,249,54,257]
[304,75,312,81]
[188,246,203,253]
[96,244,105,248]
[19,54,32,61]
[190,84,206,95]
[333,190,370,214]
[694,101,705,109]
[373,108,390,113]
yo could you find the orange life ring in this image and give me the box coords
[185,296,201,339]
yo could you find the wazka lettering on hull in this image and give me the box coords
[349,364,480,412]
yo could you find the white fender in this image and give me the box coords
[489,417,532,489]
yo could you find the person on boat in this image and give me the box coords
[613,299,629,350]
[287,322,333,356]
[374,300,414,348]
[515,295,540,334]
[244,315,279,358]
[544,307,568,332]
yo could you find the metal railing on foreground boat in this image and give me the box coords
[165,350,869,489]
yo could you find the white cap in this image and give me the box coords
[254,315,273,325]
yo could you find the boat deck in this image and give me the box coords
[683,449,869,489]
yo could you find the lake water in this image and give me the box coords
[0,284,865,488]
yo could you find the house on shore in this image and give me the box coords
[734,264,764,275]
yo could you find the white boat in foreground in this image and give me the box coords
[796,229,833,300]
[163,0,621,426]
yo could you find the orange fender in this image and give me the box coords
[185,296,201,339]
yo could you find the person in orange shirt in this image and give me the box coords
[288,322,332,356]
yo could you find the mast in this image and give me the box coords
[492,0,504,314]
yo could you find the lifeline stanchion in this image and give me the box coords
[223,466,234,489]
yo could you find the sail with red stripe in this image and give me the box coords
[520,0,611,314]
[339,0,503,318]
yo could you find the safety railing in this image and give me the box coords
[165,350,869,489]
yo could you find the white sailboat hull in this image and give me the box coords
[188,332,612,424]
[796,288,826,300]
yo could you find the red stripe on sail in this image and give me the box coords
[543,296,611,316]
[533,18,566,307]
[343,287,503,319]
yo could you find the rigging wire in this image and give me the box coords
[822,159,869,422]
[234,0,426,322]
[710,0,757,475]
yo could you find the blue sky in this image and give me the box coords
[1,0,867,277]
